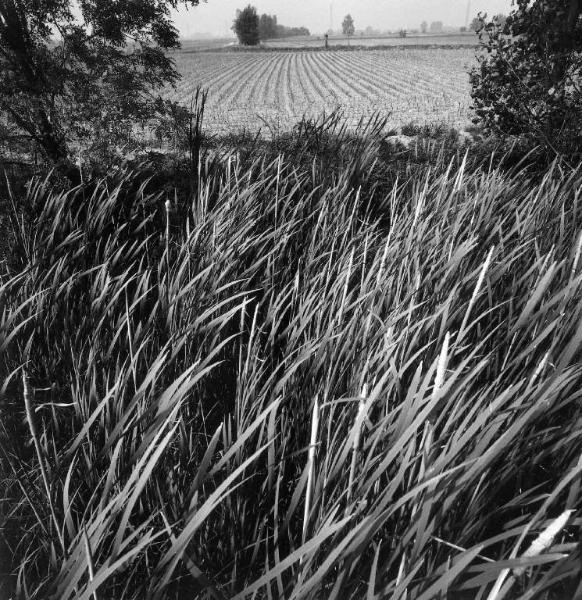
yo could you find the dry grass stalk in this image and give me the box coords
[530,351,549,385]
[165,197,171,287]
[458,246,494,341]
[22,369,66,557]
[395,551,407,598]
[347,384,367,510]
[83,526,99,600]
[302,396,320,546]
[430,332,450,416]
[571,229,582,280]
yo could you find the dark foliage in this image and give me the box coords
[257,14,309,41]
[232,4,260,46]
[0,0,201,169]
[258,12,278,40]
[470,0,582,158]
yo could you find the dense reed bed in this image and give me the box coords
[1,118,582,599]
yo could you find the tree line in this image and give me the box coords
[232,5,309,46]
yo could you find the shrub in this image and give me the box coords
[469,0,582,159]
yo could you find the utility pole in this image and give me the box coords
[465,0,472,28]
[330,3,333,32]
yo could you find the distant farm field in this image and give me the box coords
[262,32,479,49]
[168,47,477,136]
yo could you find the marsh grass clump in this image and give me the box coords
[1,117,582,599]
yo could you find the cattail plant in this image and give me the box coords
[3,115,582,600]
[487,509,575,600]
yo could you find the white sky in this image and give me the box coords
[173,0,514,37]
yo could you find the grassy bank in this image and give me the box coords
[1,117,581,599]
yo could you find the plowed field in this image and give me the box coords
[168,48,476,135]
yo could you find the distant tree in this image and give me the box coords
[0,0,200,169]
[232,5,260,46]
[421,21,428,33]
[460,26,468,32]
[430,21,444,33]
[255,14,309,40]
[399,29,407,38]
[342,14,355,43]
[258,13,277,40]
[276,24,310,37]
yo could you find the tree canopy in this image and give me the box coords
[232,4,260,46]
[258,13,278,40]
[257,14,309,41]
[470,0,582,156]
[342,14,355,38]
[0,0,201,167]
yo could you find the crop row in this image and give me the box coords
[168,48,476,135]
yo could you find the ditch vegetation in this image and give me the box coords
[1,111,582,599]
